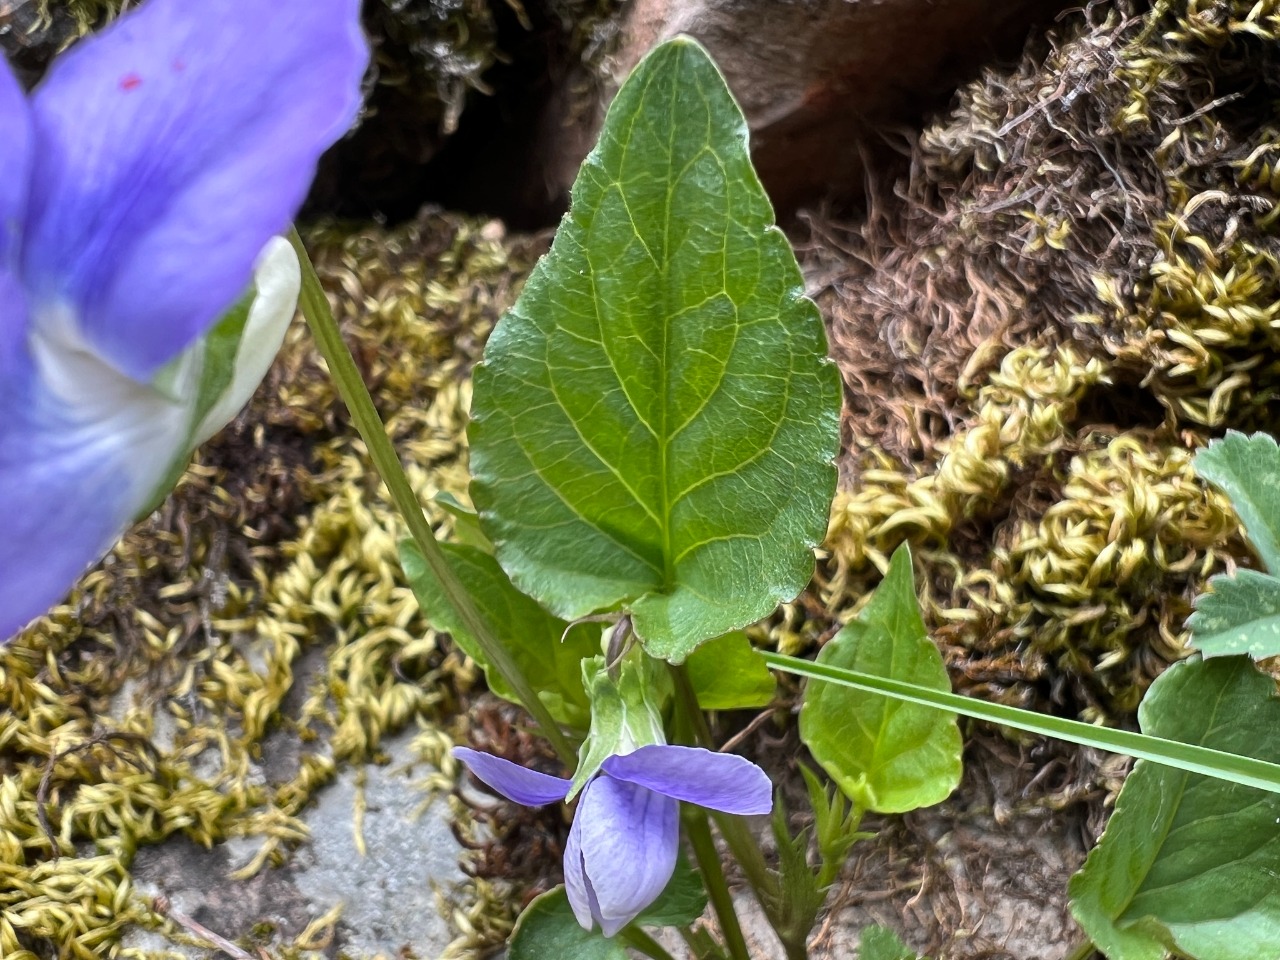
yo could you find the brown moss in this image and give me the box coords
[812,0,1280,715]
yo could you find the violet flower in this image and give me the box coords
[0,0,367,640]
[454,744,773,936]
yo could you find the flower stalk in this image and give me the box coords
[683,804,751,960]
[620,927,678,960]
[290,228,576,764]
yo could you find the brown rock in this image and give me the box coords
[600,0,1071,213]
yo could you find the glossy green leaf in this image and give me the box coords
[468,37,841,663]
[1195,431,1280,573]
[399,539,597,728]
[860,926,926,960]
[799,545,962,813]
[634,857,708,927]
[1069,657,1280,960]
[509,887,626,960]
[686,631,776,710]
[1189,569,1280,659]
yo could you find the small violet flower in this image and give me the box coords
[454,744,773,936]
[0,0,368,640]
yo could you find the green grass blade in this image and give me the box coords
[762,651,1280,794]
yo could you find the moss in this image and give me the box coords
[813,0,1280,716]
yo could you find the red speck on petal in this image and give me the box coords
[172,59,186,73]
[119,72,143,91]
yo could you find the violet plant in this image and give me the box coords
[7,5,1280,959]
[304,36,1280,960]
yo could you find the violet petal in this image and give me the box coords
[562,787,603,932]
[602,744,774,815]
[22,0,367,380]
[578,774,679,937]
[452,747,571,807]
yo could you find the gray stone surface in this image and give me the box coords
[124,729,465,959]
[290,736,461,957]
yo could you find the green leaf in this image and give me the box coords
[1189,569,1280,659]
[634,857,708,927]
[763,796,827,946]
[432,491,494,553]
[509,887,626,960]
[800,764,870,889]
[859,925,926,960]
[799,545,962,813]
[1069,657,1280,960]
[399,539,597,728]
[685,631,776,710]
[1194,431,1280,573]
[468,37,841,663]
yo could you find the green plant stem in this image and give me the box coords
[621,927,677,960]
[1062,940,1097,960]
[669,666,773,896]
[289,228,575,765]
[684,805,751,960]
[668,665,813,959]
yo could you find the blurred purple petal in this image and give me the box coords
[452,747,571,807]
[0,313,189,638]
[561,794,601,932]
[22,0,367,380]
[578,776,679,937]
[0,59,32,375]
[0,57,31,266]
[602,745,774,815]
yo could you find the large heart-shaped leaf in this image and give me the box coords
[798,545,962,814]
[1069,657,1280,960]
[1194,431,1280,573]
[468,37,840,663]
[1188,569,1280,659]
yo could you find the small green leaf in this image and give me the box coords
[800,765,870,888]
[799,545,962,814]
[1068,657,1280,960]
[468,37,841,664]
[432,491,494,553]
[685,631,776,710]
[399,540,597,728]
[1194,431,1280,573]
[764,797,827,944]
[1189,569,1280,659]
[860,925,926,960]
[634,857,708,927]
[509,887,626,959]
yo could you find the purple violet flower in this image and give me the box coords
[454,744,773,936]
[0,0,368,640]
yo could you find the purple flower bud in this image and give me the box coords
[454,743,773,936]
